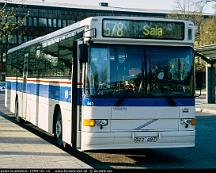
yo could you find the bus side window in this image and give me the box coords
[15,51,24,77]
[36,48,47,78]
[6,52,21,77]
[28,46,37,78]
[58,37,74,77]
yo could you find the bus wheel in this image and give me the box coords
[15,99,21,123]
[54,111,65,148]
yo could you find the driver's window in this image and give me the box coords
[87,47,108,94]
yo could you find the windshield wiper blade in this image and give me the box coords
[114,98,125,106]
[166,97,176,106]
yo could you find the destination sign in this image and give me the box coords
[102,19,185,40]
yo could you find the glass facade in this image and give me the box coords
[0,2,167,81]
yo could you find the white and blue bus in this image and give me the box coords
[5,16,196,151]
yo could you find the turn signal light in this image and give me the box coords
[83,119,95,127]
[191,118,197,126]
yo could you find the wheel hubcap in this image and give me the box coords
[56,120,62,138]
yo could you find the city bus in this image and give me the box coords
[5,16,196,151]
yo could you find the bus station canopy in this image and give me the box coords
[196,44,216,104]
[196,44,216,61]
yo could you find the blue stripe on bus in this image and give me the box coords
[6,81,194,106]
[7,81,74,103]
[82,98,195,106]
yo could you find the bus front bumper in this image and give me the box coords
[80,131,195,151]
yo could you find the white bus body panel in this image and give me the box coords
[5,78,73,145]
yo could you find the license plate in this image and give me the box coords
[134,136,158,143]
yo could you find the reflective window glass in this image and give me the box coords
[8,35,17,44]
[1,16,6,24]
[33,17,37,26]
[53,19,57,27]
[58,19,62,28]
[2,35,7,44]
[68,20,75,25]
[18,35,22,44]
[23,17,27,26]
[39,18,47,27]
[28,17,32,26]
[28,35,33,41]
[62,20,67,27]
[23,36,28,42]
[48,19,52,27]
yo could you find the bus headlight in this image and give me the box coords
[96,119,108,130]
[95,119,108,126]
[83,119,108,129]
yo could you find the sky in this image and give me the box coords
[23,0,216,14]
[6,0,216,14]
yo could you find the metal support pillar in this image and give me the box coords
[206,63,215,103]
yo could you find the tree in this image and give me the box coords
[200,0,216,45]
[0,0,28,41]
[200,16,216,45]
[167,0,212,47]
[0,0,29,81]
[168,0,216,73]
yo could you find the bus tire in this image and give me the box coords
[54,110,65,148]
[15,99,21,123]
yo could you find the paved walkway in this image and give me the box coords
[0,111,92,169]
[196,92,216,114]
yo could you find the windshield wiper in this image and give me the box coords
[114,98,125,106]
[166,97,177,106]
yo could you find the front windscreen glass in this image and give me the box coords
[85,45,193,97]
[148,46,193,96]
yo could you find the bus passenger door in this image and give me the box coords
[22,53,28,120]
[71,40,86,149]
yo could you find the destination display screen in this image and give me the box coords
[102,19,185,40]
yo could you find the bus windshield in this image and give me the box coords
[85,45,194,97]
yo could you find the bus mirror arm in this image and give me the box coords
[195,70,203,97]
[195,88,202,97]
[79,44,89,63]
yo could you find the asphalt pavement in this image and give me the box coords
[0,92,216,169]
[195,91,216,114]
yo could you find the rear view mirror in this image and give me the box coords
[79,44,88,63]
